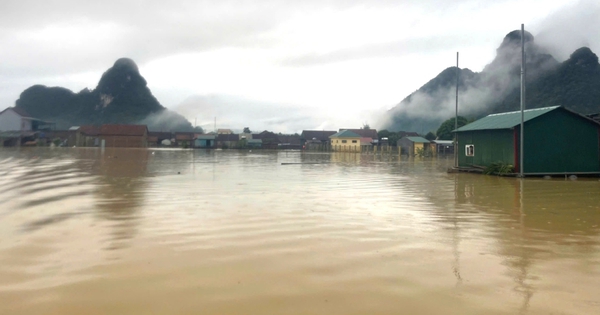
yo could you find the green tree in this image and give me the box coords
[436,116,468,140]
[377,129,391,139]
[243,127,252,133]
[425,131,436,141]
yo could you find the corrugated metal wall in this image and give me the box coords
[522,110,600,173]
[458,109,600,173]
[458,129,514,167]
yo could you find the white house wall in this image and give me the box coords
[0,109,23,131]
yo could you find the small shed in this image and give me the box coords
[432,140,454,155]
[195,134,216,148]
[453,106,600,175]
[397,136,431,156]
[149,132,173,147]
[175,132,194,148]
[216,134,240,149]
[247,139,262,148]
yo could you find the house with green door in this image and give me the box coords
[453,106,600,175]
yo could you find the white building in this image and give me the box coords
[0,107,32,131]
[0,107,52,132]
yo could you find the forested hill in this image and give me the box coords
[496,47,600,114]
[383,30,600,133]
[14,58,196,131]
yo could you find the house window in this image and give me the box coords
[342,140,347,143]
[465,144,475,156]
[352,140,357,143]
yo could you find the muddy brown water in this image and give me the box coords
[0,148,599,315]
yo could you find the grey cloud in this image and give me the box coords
[532,0,600,61]
[171,94,317,133]
[281,35,466,67]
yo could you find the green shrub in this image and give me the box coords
[483,162,515,175]
[415,147,433,157]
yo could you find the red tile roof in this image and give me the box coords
[79,125,100,136]
[175,133,194,140]
[99,124,148,136]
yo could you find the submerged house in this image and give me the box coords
[301,130,336,150]
[195,134,216,148]
[340,128,378,149]
[216,134,240,149]
[330,130,362,152]
[453,106,600,175]
[432,140,454,155]
[397,136,431,156]
[0,107,54,146]
[99,124,148,148]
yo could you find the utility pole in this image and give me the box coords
[519,24,526,177]
[454,52,459,168]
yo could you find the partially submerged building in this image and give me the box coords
[0,107,54,146]
[398,136,431,156]
[99,124,148,148]
[453,106,600,175]
[195,134,216,148]
[432,140,454,155]
[301,130,336,150]
[330,130,361,152]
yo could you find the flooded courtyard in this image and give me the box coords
[0,148,599,315]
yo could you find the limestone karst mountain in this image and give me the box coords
[383,30,600,133]
[15,58,197,131]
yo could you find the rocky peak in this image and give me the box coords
[568,47,599,68]
[96,57,148,96]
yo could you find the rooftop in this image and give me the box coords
[330,130,362,138]
[339,128,378,139]
[454,106,560,132]
[405,136,431,143]
[99,124,148,136]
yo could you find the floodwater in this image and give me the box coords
[0,148,599,315]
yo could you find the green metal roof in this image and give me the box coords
[330,130,361,138]
[454,106,560,132]
[405,136,430,143]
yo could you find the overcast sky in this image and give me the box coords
[1,0,598,133]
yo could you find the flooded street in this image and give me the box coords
[1,148,599,315]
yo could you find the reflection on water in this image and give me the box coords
[0,148,599,315]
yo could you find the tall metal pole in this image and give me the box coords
[519,24,526,177]
[454,52,459,168]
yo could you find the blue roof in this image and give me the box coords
[454,106,560,132]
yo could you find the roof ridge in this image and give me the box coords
[488,105,560,117]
